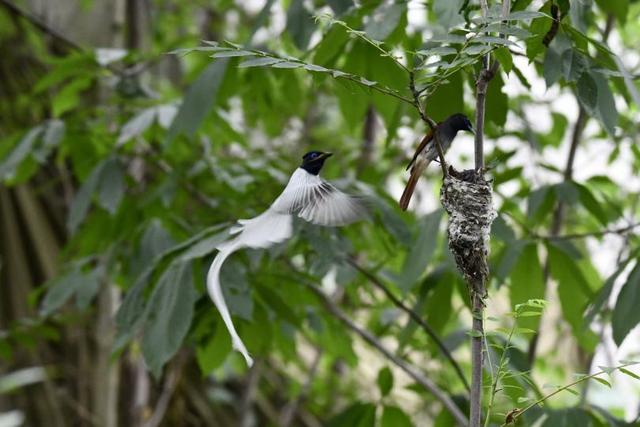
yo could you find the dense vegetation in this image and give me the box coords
[1,0,639,426]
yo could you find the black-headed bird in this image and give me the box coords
[207,151,365,366]
[399,113,475,210]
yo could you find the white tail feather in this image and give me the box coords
[206,245,254,367]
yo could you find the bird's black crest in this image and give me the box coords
[446,113,474,133]
[301,151,332,175]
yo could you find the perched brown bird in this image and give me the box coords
[399,113,475,210]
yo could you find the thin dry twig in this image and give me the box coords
[301,281,469,427]
[347,258,470,393]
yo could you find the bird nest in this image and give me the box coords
[440,167,496,299]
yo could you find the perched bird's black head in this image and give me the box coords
[445,113,475,134]
[300,151,333,175]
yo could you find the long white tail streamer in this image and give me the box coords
[206,244,254,367]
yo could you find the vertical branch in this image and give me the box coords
[469,1,509,426]
[527,13,615,366]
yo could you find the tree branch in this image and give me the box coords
[347,258,470,393]
[532,222,640,241]
[528,14,615,365]
[469,2,509,426]
[301,281,469,426]
[0,0,80,51]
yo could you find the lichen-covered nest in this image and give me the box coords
[440,168,496,297]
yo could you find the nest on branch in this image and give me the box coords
[440,167,496,299]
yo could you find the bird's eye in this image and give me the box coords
[310,153,318,158]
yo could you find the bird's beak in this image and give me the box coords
[318,152,333,160]
[468,126,476,135]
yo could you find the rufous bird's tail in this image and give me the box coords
[399,165,428,211]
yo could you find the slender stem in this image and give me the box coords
[504,362,639,426]
[532,222,640,241]
[347,259,470,392]
[470,2,510,425]
[484,316,517,427]
[301,281,469,427]
[469,293,485,427]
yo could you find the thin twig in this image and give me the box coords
[141,356,183,427]
[279,349,323,427]
[409,71,448,176]
[533,222,640,241]
[503,362,640,426]
[0,0,80,51]
[301,281,469,426]
[347,258,470,392]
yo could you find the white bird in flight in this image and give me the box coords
[207,151,366,366]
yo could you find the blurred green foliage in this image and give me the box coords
[1,0,639,426]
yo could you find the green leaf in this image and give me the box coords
[426,72,463,122]
[416,47,458,57]
[543,48,562,87]
[0,126,43,180]
[381,405,413,427]
[52,77,92,117]
[398,210,442,291]
[527,185,555,224]
[97,158,125,215]
[314,25,350,66]
[554,181,579,205]
[328,402,376,427]
[493,47,513,74]
[271,61,303,69]
[495,240,527,280]
[211,50,254,58]
[619,368,640,381]
[40,269,85,316]
[547,244,598,351]
[474,36,517,46]
[592,376,611,388]
[286,0,315,50]
[365,3,405,41]
[561,50,587,82]
[591,72,618,135]
[509,244,545,330]
[67,159,107,233]
[168,60,227,139]
[179,230,230,261]
[425,271,455,333]
[486,72,508,128]
[327,0,353,15]
[427,34,466,43]
[118,108,156,144]
[377,366,394,397]
[576,72,598,113]
[505,11,548,20]
[575,183,608,226]
[612,262,640,346]
[433,0,464,30]
[34,120,65,163]
[196,322,232,375]
[238,57,283,68]
[142,260,197,377]
[594,0,628,24]
[584,255,635,327]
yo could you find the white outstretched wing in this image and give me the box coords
[207,168,364,367]
[272,168,366,226]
